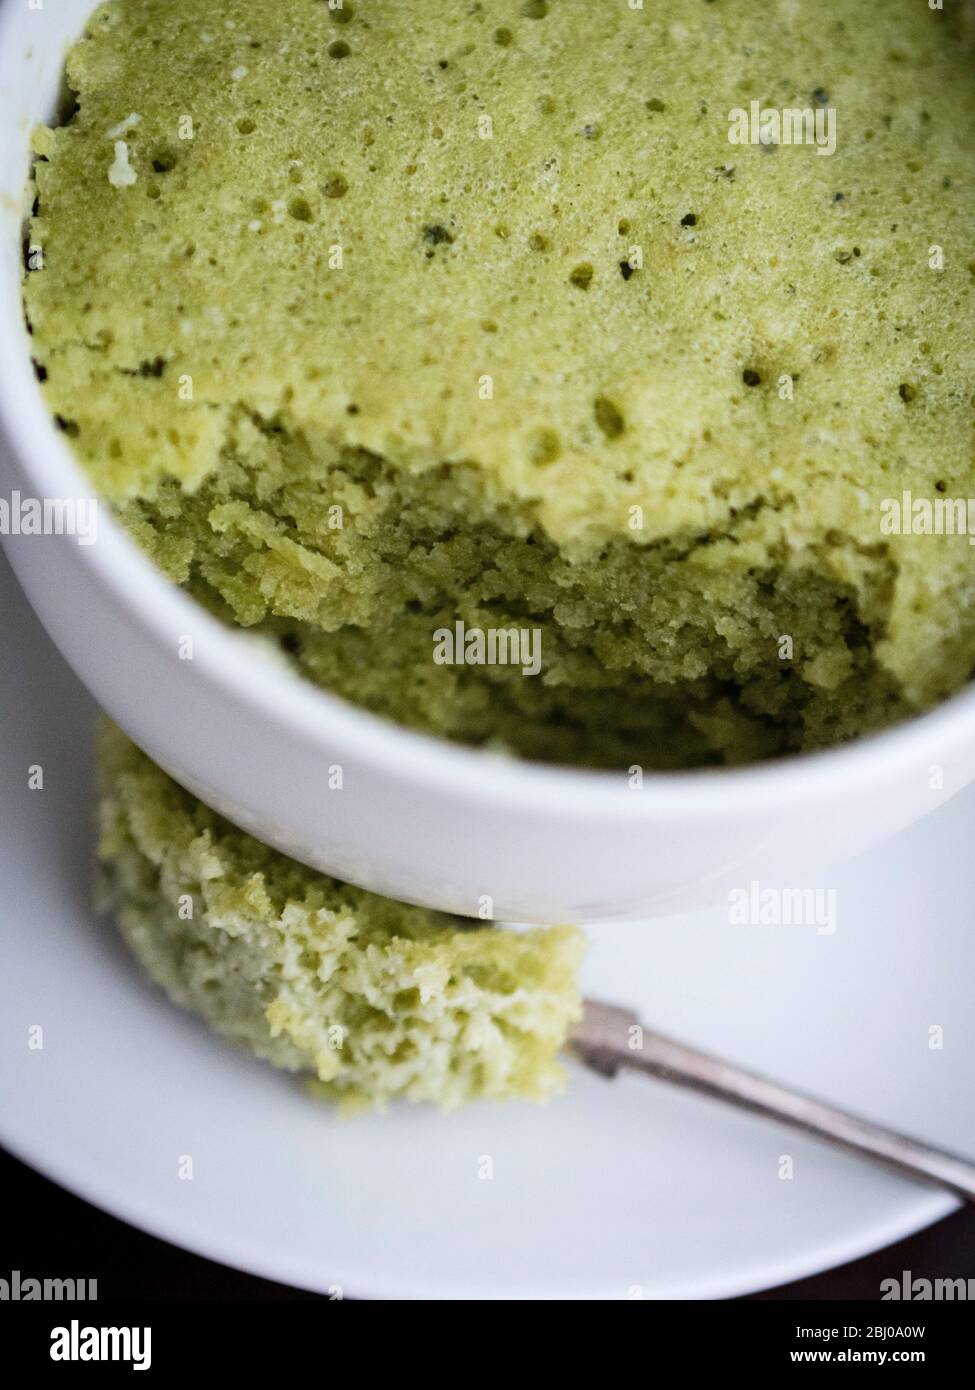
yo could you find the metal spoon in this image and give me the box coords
[571,1000,975,1202]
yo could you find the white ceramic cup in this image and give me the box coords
[2,0,974,924]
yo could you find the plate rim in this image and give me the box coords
[0,1094,957,1301]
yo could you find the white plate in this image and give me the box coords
[0,550,969,1300]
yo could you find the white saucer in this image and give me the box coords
[0,550,969,1300]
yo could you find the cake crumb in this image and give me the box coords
[106,112,141,140]
[107,140,137,188]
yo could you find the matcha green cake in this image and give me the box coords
[26,0,975,768]
[97,724,584,1108]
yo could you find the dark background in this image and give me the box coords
[3,1146,972,1300]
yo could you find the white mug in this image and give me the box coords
[2,0,973,923]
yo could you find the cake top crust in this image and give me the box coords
[28,0,975,529]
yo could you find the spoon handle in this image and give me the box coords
[572,1000,975,1202]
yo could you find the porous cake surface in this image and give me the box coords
[26,0,975,767]
[97,724,584,1108]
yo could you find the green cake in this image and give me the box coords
[97,724,584,1108]
[25,0,975,768]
